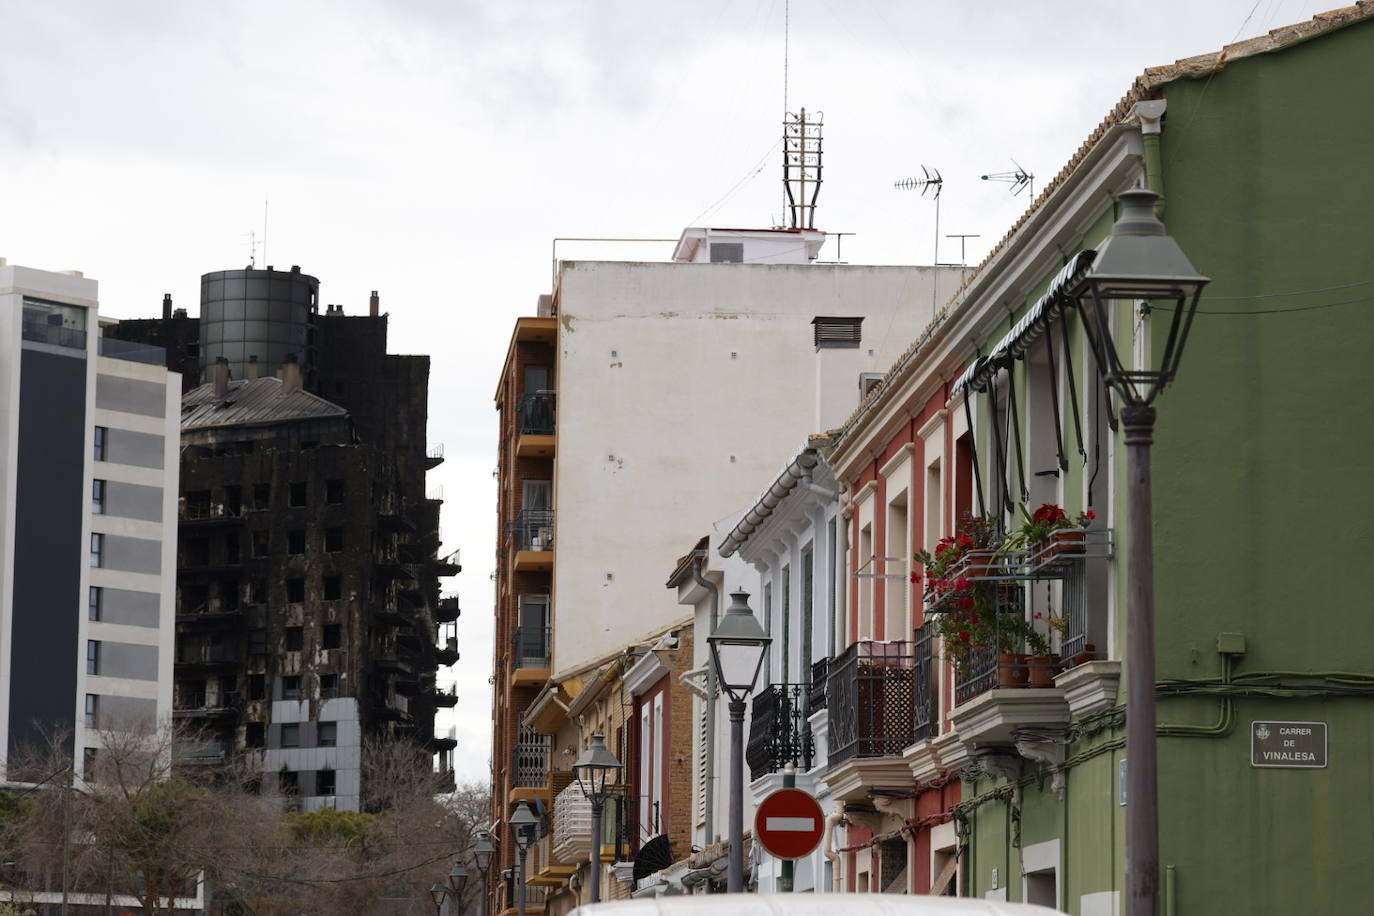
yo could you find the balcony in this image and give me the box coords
[174,643,239,669]
[512,625,551,687]
[22,318,86,350]
[824,640,918,801]
[510,725,551,805]
[746,684,814,781]
[425,442,445,470]
[373,653,416,676]
[436,596,461,623]
[179,502,246,525]
[430,684,458,707]
[173,693,241,719]
[434,548,462,577]
[516,392,556,457]
[508,510,554,572]
[436,636,460,666]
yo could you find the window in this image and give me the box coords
[251,530,269,557]
[251,579,267,603]
[285,627,303,651]
[281,676,301,700]
[281,725,300,748]
[288,482,307,507]
[87,640,100,675]
[318,722,337,747]
[316,769,336,796]
[324,528,343,552]
[248,674,266,700]
[245,722,265,748]
[225,485,242,515]
[287,530,305,555]
[320,673,339,699]
[84,694,98,729]
[709,242,744,263]
[781,564,791,685]
[801,546,814,674]
[323,576,342,601]
[253,483,270,509]
[225,534,240,565]
[325,479,344,504]
[90,533,104,568]
[92,479,106,514]
[88,586,102,621]
[287,578,305,603]
[322,624,342,649]
[83,748,98,782]
[23,298,87,348]
[248,629,267,655]
[93,426,107,461]
[279,769,299,794]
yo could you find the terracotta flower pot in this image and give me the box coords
[1028,654,1059,687]
[1072,643,1098,667]
[1049,528,1085,556]
[997,651,1029,688]
[963,549,1001,579]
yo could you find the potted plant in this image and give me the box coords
[1003,503,1096,560]
[913,514,1001,593]
[1024,621,1056,688]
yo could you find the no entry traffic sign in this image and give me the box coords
[754,787,825,860]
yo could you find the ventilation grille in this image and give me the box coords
[812,316,863,349]
[709,242,744,263]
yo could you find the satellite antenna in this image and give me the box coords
[894,165,944,265]
[981,160,1034,198]
[783,108,823,229]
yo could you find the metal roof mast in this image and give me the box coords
[782,108,824,230]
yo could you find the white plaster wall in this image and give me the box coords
[553,261,957,679]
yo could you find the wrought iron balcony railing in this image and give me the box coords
[808,657,829,711]
[507,509,555,552]
[952,586,1030,706]
[746,684,814,780]
[826,640,917,768]
[519,391,556,435]
[513,625,552,669]
[914,622,938,742]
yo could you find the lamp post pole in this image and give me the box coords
[708,589,770,895]
[588,795,605,903]
[516,847,528,916]
[1123,405,1159,916]
[510,802,538,916]
[469,830,495,916]
[726,694,747,893]
[1068,188,1209,916]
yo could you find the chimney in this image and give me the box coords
[213,357,230,399]
[246,355,259,380]
[279,353,302,392]
[812,316,865,431]
[369,290,380,317]
[162,293,173,320]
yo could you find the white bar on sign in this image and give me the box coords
[766,817,816,832]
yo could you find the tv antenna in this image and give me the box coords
[894,166,943,265]
[783,108,823,229]
[981,160,1034,198]
[946,234,980,266]
[245,230,261,268]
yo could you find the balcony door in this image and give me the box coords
[518,595,550,666]
[525,365,551,394]
[522,479,551,511]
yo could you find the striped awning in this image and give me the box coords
[951,249,1095,395]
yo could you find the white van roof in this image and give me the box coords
[569,894,1063,916]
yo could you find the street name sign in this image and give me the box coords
[1250,720,1327,768]
[754,787,825,860]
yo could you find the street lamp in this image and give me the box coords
[707,589,771,893]
[510,801,539,916]
[468,830,495,916]
[573,732,623,904]
[429,884,449,916]
[448,860,469,901]
[1069,187,1209,916]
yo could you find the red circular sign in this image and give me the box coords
[753,787,825,860]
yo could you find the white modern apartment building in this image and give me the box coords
[0,260,179,776]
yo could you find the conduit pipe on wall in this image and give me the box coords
[1134,100,1168,215]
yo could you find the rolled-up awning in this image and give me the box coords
[951,249,1096,395]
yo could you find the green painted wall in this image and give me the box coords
[960,16,1374,914]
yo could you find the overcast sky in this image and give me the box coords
[0,0,1333,783]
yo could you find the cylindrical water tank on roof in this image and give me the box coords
[199,266,318,384]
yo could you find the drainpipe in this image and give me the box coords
[691,550,720,844]
[821,811,844,891]
[1134,101,1168,217]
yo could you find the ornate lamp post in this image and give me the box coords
[510,801,539,916]
[468,830,495,916]
[1069,187,1209,916]
[707,590,771,893]
[448,860,470,911]
[573,732,623,904]
[429,884,449,916]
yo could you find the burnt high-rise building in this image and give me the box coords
[107,268,459,809]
